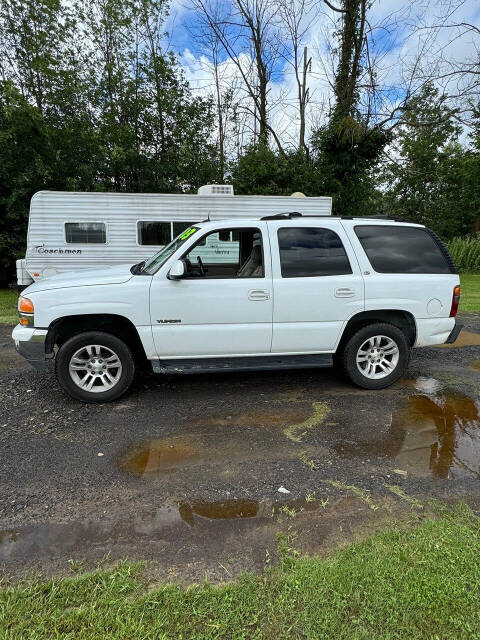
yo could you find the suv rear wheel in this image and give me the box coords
[341,323,410,389]
[55,331,135,403]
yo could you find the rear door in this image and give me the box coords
[269,220,364,353]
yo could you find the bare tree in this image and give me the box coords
[401,0,480,126]
[187,16,243,177]
[190,0,287,154]
[273,0,319,155]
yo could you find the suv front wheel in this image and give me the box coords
[341,323,410,389]
[55,331,136,403]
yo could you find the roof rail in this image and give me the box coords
[261,212,303,220]
[353,215,410,222]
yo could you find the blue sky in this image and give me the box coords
[164,0,480,149]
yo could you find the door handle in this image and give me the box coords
[335,287,355,298]
[248,289,270,301]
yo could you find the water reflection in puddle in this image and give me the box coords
[0,505,181,562]
[179,499,260,526]
[406,377,445,394]
[118,436,204,474]
[341,384,480,479]
[395,393,480,478]
[117,408,314,475]
[177,497,319,527]
[0,498,318,561]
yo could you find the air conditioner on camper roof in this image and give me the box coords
[198,184,234,196]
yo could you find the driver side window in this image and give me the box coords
[183,227,264,278]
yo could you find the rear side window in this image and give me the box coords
[355,225,453,274]
[278,227,352,277]
[65,222,106,244]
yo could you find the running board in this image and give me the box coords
[151,354,333,375]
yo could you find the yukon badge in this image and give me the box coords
[157,319,181,324]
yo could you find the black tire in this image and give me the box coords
[341,323,410,390]
[55,331,135,403]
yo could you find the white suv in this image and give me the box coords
[12,214,462,402]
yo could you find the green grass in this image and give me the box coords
[0,289,18,324]
[448,236,480,273]
[2,507,480,639]
[460,274,480,312]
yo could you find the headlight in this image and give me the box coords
[19,297,34,313]
[18,297,34,326]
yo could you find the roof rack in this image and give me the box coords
[259,213,409,222]
[260,212,303,220]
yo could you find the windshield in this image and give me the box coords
[141,226,200,275]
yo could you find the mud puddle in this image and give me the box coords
[340,382,480,478]
[434,330,480,348]
[118,403,331,476]
[178,497,319,527]
[194,402,330,443]
[117,434,297,475]
[0,505,182,562]
[118,436,205,474]
[0,498,319,562]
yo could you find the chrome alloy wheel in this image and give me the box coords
[68,344,122,392]
[356,335,399,380]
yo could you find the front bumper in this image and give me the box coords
[12,325,49,370]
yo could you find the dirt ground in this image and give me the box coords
[1,314,480,582]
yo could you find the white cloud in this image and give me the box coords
[174,0,480,151]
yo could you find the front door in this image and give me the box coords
[269,220,364,353]
[150,222,273,358]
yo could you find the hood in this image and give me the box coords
[24,264,136,294]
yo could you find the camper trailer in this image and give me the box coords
[17,185,332,289]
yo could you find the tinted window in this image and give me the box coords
[173,221,196,238]
[65,222,106,244]
[278,227,352,277]
[355,225,451,274]
[138,221,171,246]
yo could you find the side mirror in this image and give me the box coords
[168,259,186,280]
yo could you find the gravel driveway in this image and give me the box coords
[1,314,479,581]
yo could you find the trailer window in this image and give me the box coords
[173,222,196,238]
[65,222,106,244]
[142,227,200,275]
[138,221,171,246]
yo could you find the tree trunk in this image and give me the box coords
[332,0,366,123]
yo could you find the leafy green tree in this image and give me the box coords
[310,0,388,216]
[312,122,388,216]
[379,83,479,238]
[0,0,221,283]
[230,145,325,196]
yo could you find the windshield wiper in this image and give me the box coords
[130,260,145,275]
